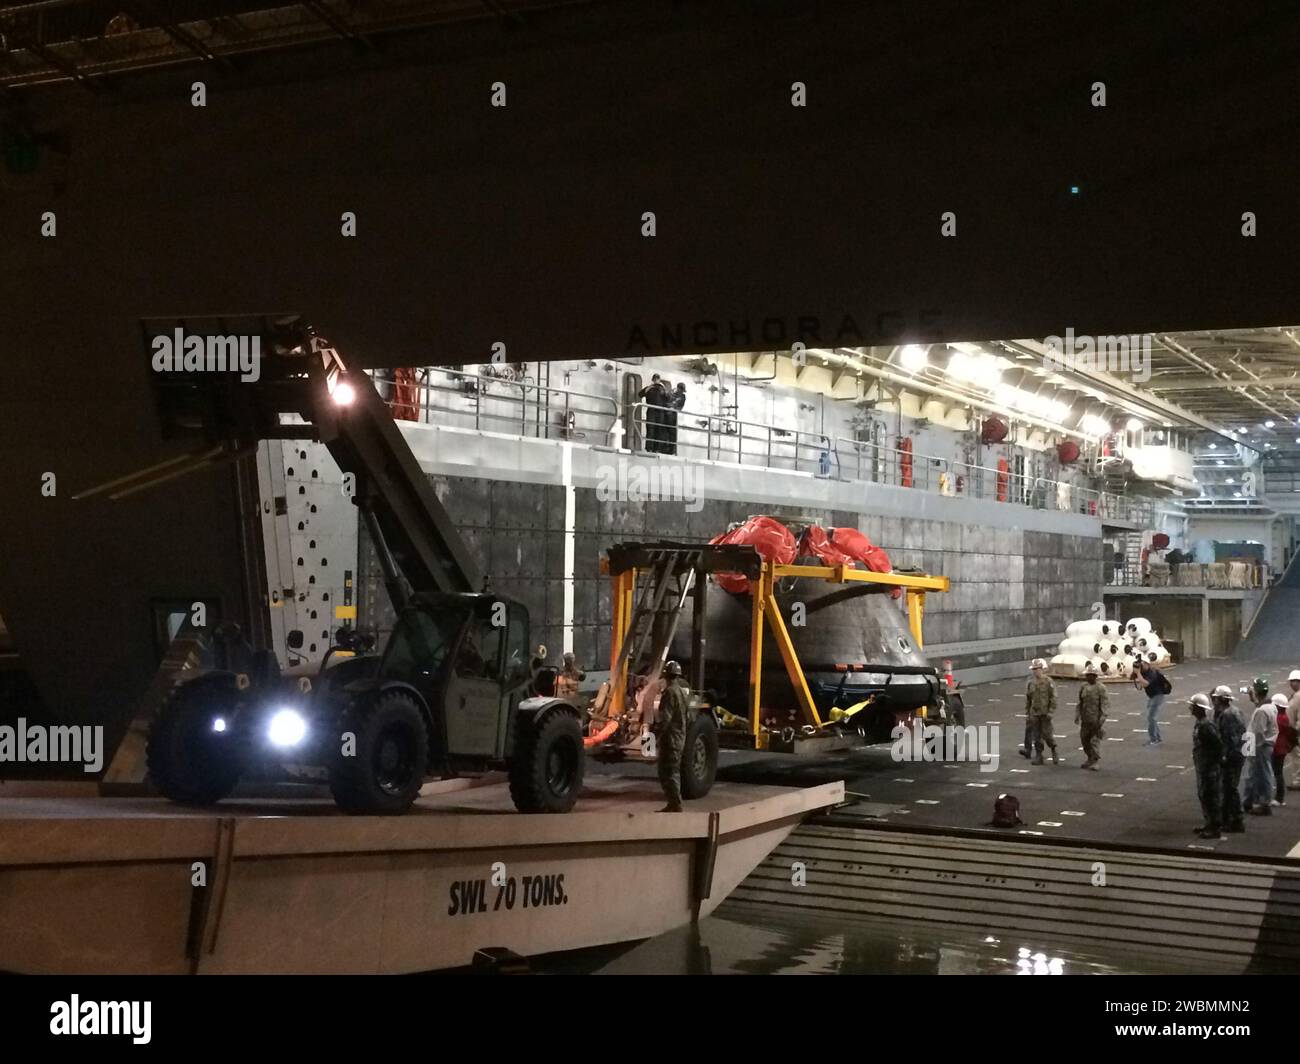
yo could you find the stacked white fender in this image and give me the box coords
[1050,616,1171,678]
[1123,616,1172,668]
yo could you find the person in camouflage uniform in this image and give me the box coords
[656,660,691,812]
[1025,659,1059,765]
[1189,693,1224,840]
[1211,685,1247,833]
[1075,665,1109,769]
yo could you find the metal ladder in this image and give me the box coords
[1120,531,1144,585]
[612,548,701,686]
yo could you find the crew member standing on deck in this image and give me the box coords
[1189,693,1225,841]
[1211,685,1247,834]
[1025,659,1059,766]
[656,660,691,812]
[1075,665,1108,770]
[1245,693,1279,815]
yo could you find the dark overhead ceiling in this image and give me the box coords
[0,0,594,88]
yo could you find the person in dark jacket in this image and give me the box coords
[663,381,686,454]
[1211,685,1247,833]
[1133,660,1168,745]
[638,374,669,453]
[1189,693,1225,840]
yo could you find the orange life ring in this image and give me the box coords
[392,367,420,421]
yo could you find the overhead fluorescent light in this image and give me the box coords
[899,345,928,372]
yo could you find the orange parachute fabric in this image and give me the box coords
[711,518,896,597]
[800,525,899,598]
[709,516,798,593]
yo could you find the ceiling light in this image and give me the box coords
[899,345,928,372]
[996,383,1022,408]
[1209,443,1217,449]
[946,350,1003,385]
[1265,420,1276,429]
[1080,414,1111,437]
[1126,418,1143,431]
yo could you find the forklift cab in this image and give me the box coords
[382,593,532,760]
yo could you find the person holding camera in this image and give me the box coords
[1133,660,1171,745]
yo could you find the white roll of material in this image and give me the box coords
[1066,620,1105,639]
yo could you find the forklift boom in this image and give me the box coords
[77,315,482,610]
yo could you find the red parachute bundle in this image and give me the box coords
[800,525,899,598]
[709,516,798,593]
[710,518,895,596]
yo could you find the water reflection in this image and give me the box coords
[583,902,1188,975]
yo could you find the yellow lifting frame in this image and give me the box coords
[604,556,950,747]
[749,562,949,741]
[607,567,637,718]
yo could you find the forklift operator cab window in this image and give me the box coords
[504,605,529,687]
[455,618,502,680]
[382,607,461,682]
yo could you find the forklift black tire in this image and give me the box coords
[146,677,242,805]
[509,708,584,813]
[681,711,719,800]
[329,690,429,814]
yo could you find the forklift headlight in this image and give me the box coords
[267,709,308,748]
[331,379,356,406]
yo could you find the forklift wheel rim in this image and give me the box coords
[546,744,577,797]
[691,736,709,778]
[375,725,418,796]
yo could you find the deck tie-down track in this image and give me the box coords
[726,820,1300,972]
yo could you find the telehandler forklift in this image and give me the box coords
[89,317,586,814]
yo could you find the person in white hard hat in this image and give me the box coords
[1024,659,1059,766]
[1075,665,1108,770]
[1272,692,1297,806]
[1211,685,1247,833]
[1289,670,1300,786]
[1188,693,1224,840]
[1019,659,1047,758]
[1244,692,1280,815]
